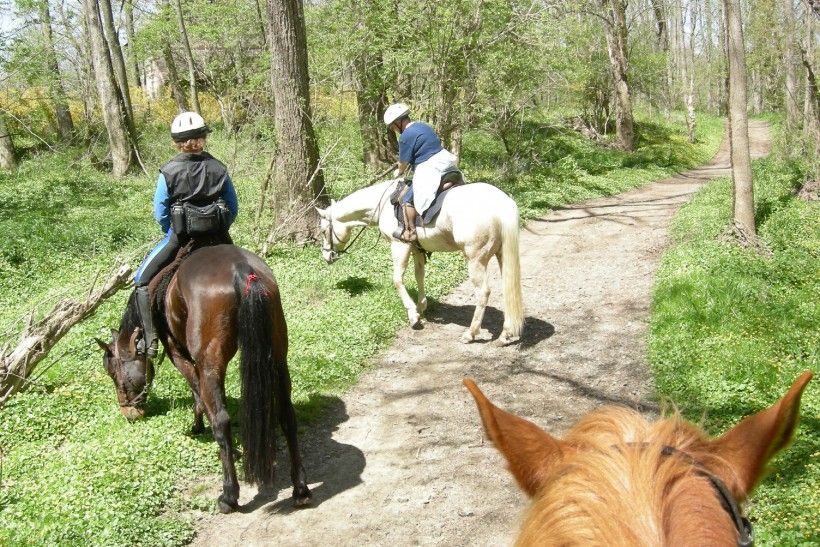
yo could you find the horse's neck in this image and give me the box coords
[334,181,395,224]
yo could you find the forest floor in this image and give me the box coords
[190,121,772,546]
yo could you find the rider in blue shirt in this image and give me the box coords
[132,112,238,358]
[384,103,457,242]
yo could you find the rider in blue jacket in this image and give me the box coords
[384,103,457,242]
[132,112,238,358]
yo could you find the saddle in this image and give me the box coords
[390,169,465,234]
[147,233,232,348]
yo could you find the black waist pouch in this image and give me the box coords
[173,200,229,236]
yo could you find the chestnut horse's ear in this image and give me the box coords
[709,371,813,499]
[463,378,565,497]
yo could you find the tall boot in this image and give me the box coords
[402,204,417,242]
[135,286,158,358]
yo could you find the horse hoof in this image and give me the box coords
[217,496,239,514]
[411,319,424,330]
[293,486,313,507]
[497,332,521,346]
[460,331,475,344]
[190,423,205,435]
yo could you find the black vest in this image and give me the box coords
[159,152,228,206]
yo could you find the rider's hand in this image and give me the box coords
[393,168,402,178]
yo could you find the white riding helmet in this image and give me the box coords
[170,111,210,142]
[384,103,410,126]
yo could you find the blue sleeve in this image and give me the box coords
[221,175,239,224]
[398,132,412,165]
[153,173,171,233]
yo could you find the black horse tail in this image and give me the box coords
[234,263,278,486]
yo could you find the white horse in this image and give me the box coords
[316,179,524,344]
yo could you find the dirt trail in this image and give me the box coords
[192,121,771,546]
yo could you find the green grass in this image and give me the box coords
[0,110,723,545]
[649,123,819,544]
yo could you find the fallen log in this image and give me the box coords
[0,263,132,408]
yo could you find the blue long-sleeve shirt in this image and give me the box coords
[153,173,239,233]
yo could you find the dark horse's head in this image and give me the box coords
[95,292,154,421]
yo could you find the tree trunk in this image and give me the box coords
[268,0,327,242]
[125,0,141,87]
[704,0,719,112]
[83,0,133,176]
[783,0,800,130]
[724,0,755,235]
[57,0,95,126]
[174,0,201,114]
[98,0,134,123]
[601,0,635,150]
[650,0,669,50]
[0,113,16,170]
[162,41,189,112]
[40,1,75,142]
[680,0,697,143]
[353,49,395,169]
[651,0,672,114]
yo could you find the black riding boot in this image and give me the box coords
[135,286,158,358]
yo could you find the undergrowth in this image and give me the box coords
[649,121,819,544]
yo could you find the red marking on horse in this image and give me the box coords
[244,273,258,296]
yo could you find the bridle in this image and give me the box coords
[321,178,398,260]
[623,443,754,546]
[660,445,754,547]
[322,217,368,261]
[116,350,162,408]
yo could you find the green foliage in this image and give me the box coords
[649,127,819,544]
[0,109,724,543]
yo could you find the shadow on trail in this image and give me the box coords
[254,395,366,515]
[510,359,660,413]
[426,301,555,348]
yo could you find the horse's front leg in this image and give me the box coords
[391,241,422,328]
[413,250,427,315]
[198,365,240,513]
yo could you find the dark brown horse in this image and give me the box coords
[96,244,312,513]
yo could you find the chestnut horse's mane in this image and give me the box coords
[517,407,739,546]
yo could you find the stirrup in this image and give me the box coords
[136,338,158,359]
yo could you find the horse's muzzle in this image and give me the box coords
[322,249,341,264]
[120,406,146,421]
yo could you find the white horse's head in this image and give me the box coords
[316,201,366,264]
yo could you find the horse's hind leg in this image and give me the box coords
[273,361,312,506]
[461,254,492,343]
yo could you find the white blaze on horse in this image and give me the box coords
[316,179,524,345]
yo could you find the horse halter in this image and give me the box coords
[623,444,753,546]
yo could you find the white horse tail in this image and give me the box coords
[500,203,524,341]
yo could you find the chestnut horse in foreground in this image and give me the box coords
[97,245,311,512]
[465,372,813,545]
